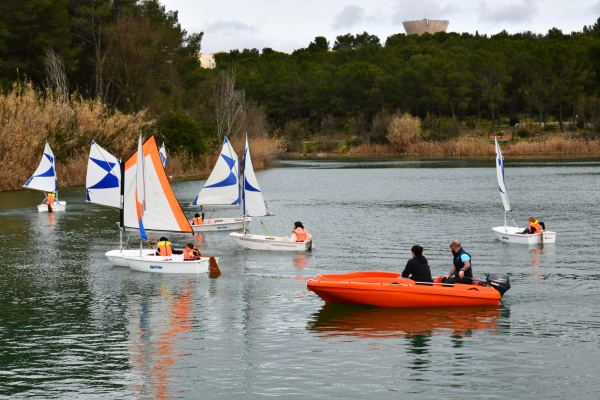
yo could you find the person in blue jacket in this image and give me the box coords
[441,239,473,285]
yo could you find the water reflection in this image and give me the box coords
[128,282,194,399]
[307,304,502,339]
[293,253,307,269]
[194,233,205,251]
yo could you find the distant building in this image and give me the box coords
[402,19,449,36]
[198,53,216,69]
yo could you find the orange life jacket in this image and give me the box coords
[46,196,55,205]
[292,228,307,242]
[183,248,196,260]
[193,217,204,225]
[157,241,173,256]
[529,220,542,234]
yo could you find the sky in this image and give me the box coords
[159,0,600,53]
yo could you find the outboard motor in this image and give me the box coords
[486,273,510,297]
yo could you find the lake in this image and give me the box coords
[1,156,599,399]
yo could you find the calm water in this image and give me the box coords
[1,157,600,399]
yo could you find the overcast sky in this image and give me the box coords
[160,0,600,53]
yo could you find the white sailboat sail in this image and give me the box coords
[86,141,121,208]
[495,136,511,212]
[192,137,240,206]
[23,141,57,193]
[243,134,268,216]
[123,135,192,234]
[159,142,167,169]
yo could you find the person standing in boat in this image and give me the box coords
[516,217,546,235]
[42,193,55,205]
[442,240,473,285]
[402,245,433,282]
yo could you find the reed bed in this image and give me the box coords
[0,83,148,191]
[345,143,400,156]
[1,84,283,192]
[346,138,600,157]
[505,138,600,155]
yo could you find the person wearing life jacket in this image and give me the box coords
[42,193,55,205]
[183,243,201,260]
[442,239,473,285]
[518,217,545,234]
[192,213,204,225]
[155,237,183,256]
[289,221,312,242]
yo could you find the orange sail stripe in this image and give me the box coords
[145,136,192,233]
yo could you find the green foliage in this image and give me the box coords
[155,111,216,156]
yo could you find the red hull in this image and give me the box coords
[307,272,501,308]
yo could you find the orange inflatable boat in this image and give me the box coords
[307,271,510,308]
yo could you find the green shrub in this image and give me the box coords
[156,111,215,156]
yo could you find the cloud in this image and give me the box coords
[392,0,461,24]
[204,19,258,34]
[332,5,366,30]
[478,0,537,24]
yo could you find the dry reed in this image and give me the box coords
[345,143,400,156]
[0,84,283,192]
[505,138,600,155]
[0,82,148,191]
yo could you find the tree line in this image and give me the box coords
[219,21,600,135]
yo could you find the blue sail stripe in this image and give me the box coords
[204,170,237,188]
[91,157,117,173]
[88,172,119,189]
[245,178,260,192]
[35,166,55,178]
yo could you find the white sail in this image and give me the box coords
[86,141,121,208]
[243,134,267,216]
[23,141,57,193]
[123,136,192,234]
[159,142,167,169]
[192,137,240,206]
[495,136,511,212]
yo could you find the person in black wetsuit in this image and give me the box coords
[402,245,433,282]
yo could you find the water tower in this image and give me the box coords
[402,19,449,35]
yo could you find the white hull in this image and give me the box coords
[126,254,211,274]
[230,233,312,251]
[492,226,557,244]
[105,249,154,267]
[105,249,214,273]
[37,201,66,212]
[190,217,251,232]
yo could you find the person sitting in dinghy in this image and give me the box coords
[516,217,546,235]
[183,243,201,260]
[442,240,473,285]
[155,237,183,256]
[285,222,313,243]
[42,193,55,205]
[402,245,433,283]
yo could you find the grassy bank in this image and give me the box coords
[0,84,282,192]
[342,137,600,157]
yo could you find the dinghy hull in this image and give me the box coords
[230,232,312,251]
[37,201,67,212]
[190,217,251,232]
[307,272,502,308]
[492,226,556,244]
[125,255,212,274]
[105,249,154,267]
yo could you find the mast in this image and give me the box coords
[242,137,246,235]
[119,159,125,253]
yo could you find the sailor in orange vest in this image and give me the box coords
[289,221,313,243]
[517,217,546,235]
[155,237,183,256]
[192,213,204,225]
[42,193,55,205]
[183,243,201,261]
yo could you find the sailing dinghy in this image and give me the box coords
[190,137,250,232]
[231,135,310,251]
[23,141,66,212]
[105,134,218,274]
[491,136,556,244]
